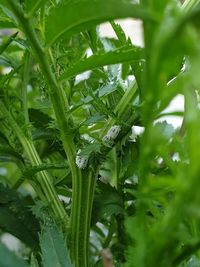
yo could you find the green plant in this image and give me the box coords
[1,0,200,266]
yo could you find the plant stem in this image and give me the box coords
[0,100,67,223]
[7,2,93,266]
[21,51,31,134]
[7,0,78,190]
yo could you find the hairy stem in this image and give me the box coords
[0,100,67,223]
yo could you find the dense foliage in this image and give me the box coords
[1,0,200,266]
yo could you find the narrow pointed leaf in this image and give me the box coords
[45,0,154,46]
[59,47,143,81]
[40,223,73,267]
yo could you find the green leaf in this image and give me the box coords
[83,113,106,125]
[0,32,18,55]
[28,108,52,128]
[32,128,58,141]
[21,163,68,180]
[25,0,46,15]
[79,143,102,157]
[0,20,15,28]
[0,241,30,267]
[0,0,11,11]
[0,5,16,29]
[92,181,124,224]
[0,144,24,164]
[59,46,143,81]
[0,185,40,249]
[45,0,154,46]
[40,222,73,267]
[110,21,127,44]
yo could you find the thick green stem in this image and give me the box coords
[0,101,67,222]
[21,51,31,133]
[77,169,98,267]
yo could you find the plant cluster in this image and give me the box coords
[1,0,200,267]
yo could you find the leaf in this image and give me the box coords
[25,0,46,15]
[0,31,18,55]
[92,181,124,224]
[0,241,30,267]
[0,185,40,249]
[183,5,200,29]
[28,108,52,128]
[79,143,102,157]
[98,82,118,97]
[0,144,24,164]
[0,2,16,23]
[32,128,58,141]
[45,0,154,46]
[59,47,143,81]
[40,223,73,267]
[83,113,106,125]
[0,20,16,28]
[0,0,10,9]
[110,21,127,45]
[21,163,68,180]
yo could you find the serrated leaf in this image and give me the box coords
[98,82,117,97]
[79,143,102,157]
[110,21,127,45]
[0,241,30,267]
[40,223,73,267]
[45,0,154,46]
[83,113,106,125]
[92,181,124,224]
[0,185,40,249]
[59,47,143,81]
